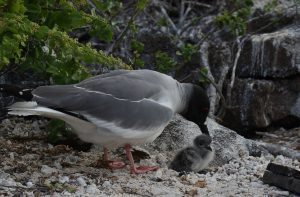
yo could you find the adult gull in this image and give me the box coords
[1,69,210,174]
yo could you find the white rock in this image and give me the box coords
[54,160,63,170]
[9,152,14,160]
[26,181,33,188]
[77,177,87,187]
[41,165,58,175]
[102,180,111,187]
[0,171,10,179]
[59,176,69,184]
[153,169,163,180]
[63,155,79,164]
[0,178,17,187]
[268,190,290,196]
[6,140,12,145]
[86,184,100,194]
[274,155,285,163]
[32,121,41,133]
[151,186,178,196]
[61,191,72,196]
[250,181,263,188]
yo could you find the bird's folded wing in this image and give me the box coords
[77,70,169,101]
[32,85,174,133]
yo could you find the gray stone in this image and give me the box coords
[40,165,58,175]
[222,78,300,132]
[236,28,300,78]
[262,171,300,195]
[266,163,300,179]
[142,114,261,167]
[210,27,300,132]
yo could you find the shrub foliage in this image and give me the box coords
[0,0,130,84]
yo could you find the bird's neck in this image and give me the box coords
[176,83,193,113]
[179,84,210,135]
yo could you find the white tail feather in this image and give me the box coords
[8,102,96,138]
[8,102,69,120]
[10,101,38,108]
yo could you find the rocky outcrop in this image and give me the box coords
[220,27,300,132]
[237,28,300,78]
[222,77,300,131]
[142,114,262,167]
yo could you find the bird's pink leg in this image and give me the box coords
[124,144,159,174]
[102,147,126,169]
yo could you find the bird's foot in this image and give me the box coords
[107,160,126,170]
[130,166,159,174]
[92,159,126,170]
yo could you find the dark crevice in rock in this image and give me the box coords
[234,74,300,81]
[265,116,300,130]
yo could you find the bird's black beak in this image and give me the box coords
[206,146,212,151]
[199,124,210,136]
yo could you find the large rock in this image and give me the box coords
[220,27,300,132]
[236,28,300,78]
[142,114,262,167]
[222,78,300,132]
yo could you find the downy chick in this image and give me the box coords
[169,134,214,172]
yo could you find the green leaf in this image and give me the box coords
[89,18,112,41]
[136,0,148,10]
[35,25,49,39]
[25,3,41,13]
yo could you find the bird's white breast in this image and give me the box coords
[191,150,214,172]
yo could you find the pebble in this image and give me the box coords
[58,176,69,184]
[0,178,17,187]
[0,171,10,179]
[250,181,263,188]
[41,165,58,175]
[153,169,163,180]
[86,184,100,194]
[63,155,79,164]
[26,181,33,188]
[61,191,72,196]
[268,190,290,196]
[102,180,111,187]
[9,152,14,160]
[54,160,63,170]
[77,177,87,187]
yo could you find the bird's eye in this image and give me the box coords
[201,108,209,112]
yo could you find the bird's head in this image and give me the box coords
[180,85,210,135]
[193,134,212,150]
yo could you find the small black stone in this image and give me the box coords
[262,163,300,195]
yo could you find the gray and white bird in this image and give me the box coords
[0,69,210,174]
[169,134,214,173]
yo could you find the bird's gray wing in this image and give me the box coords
[32,85,174,131]
[77,70,171,101]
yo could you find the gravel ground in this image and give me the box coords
[0,117,299,197]
[257,127,300,151]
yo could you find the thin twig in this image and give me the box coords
[179,3,192,32]
[226,37,246,107]
[86,0,102,16]
[159,4,178,34]
[198,70,228,112]
[295,0,299,25]
[106,7,142,54]
[179,0,185,26]
[184,1,212,8]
